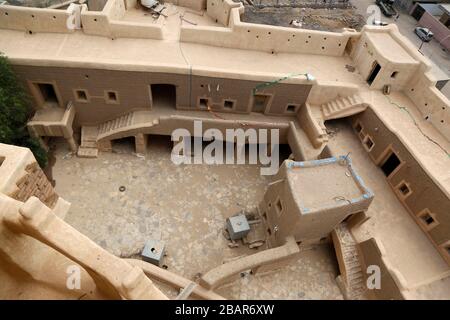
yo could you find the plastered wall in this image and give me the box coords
[351,31,420,91]
[206,0,241,26]
[181,7,353,56]
[0,5,74,34]
[352,109,450,264]
[163,0,207,11]
[189,75,312,115]
[259,160,372,247]
[405,72,450,139]
[12,65,312,128]
[358,238,407,300]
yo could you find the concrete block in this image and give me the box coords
[226,214,250,240]
[141,239,166,266]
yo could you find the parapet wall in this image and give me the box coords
[406,71,450,139]
[358,238,407,300]
[206,0,241,26]
[81,0,164,39]
[180,4,355,56]
[164,0,207,11]
[0,5,75,34]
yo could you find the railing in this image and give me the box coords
[27,101,76,139]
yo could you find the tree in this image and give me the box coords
[0,53,48,167]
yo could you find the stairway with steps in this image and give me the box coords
[321,94,366,121]
[77,125,99,158]
[77,111,162,158]
[97,112,135,140]
[333,223,367,300]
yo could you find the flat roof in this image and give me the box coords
[287,157,372,213]
[366,32,418,65]
[0,28,363,84]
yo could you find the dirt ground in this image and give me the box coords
[50,135,343,300]
[240,3,366,31]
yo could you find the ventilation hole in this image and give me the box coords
[339,43,342,46]
[31,14,35,18]
[268,32,271,35]
[247,30,250,33]
[4,12,8,16]
[94,18,97,22]
[441,120,445,123]
[53,15,56,19]
[425,103,428,106]
[322,46,325,50]
[28,30,33,35]
[411,88,415,92]
[425,116,429,120]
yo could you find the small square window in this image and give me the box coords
[286,104,297,113]
[105,91,119,104]
[418,209,438,230]
[391,71,398,78]
[363,136,374,151]
[224,100,234,109]
[354,122,363,133]
[397,182,411,197]
[423,214,435,225]
[75,89,88,102]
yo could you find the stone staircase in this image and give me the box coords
[97,112,135,141]
[77,111,161,158]
[333,223,367,300]
[321,94,366,121]
[77,126,99,158]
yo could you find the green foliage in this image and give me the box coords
[0,53,48,168]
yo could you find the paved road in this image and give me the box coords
[352,0,450,97]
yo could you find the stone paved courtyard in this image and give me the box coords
[51,135,343,300]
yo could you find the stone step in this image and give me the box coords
[81,140,97,149]
[77,147,98,158]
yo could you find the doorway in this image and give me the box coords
[32,82,61,108]
[380,151,401,177]
[367,62,381,85]
[251,93,271,113]
[150,84,176,109]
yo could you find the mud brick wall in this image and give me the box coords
[10,163,58,208]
